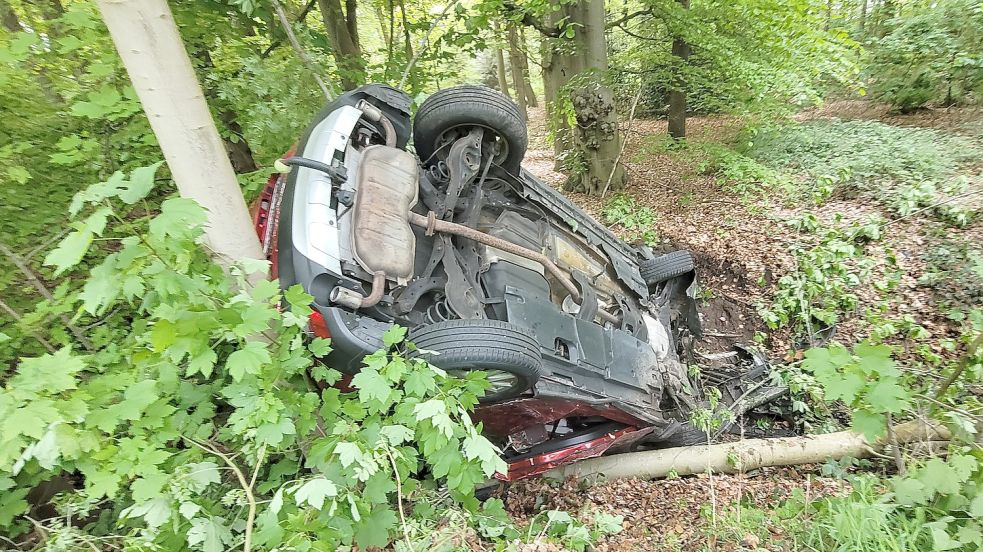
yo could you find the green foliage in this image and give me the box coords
[0,171,518,550]
[609,0,860,117]
[866,0,983,111]
[693,140,794,199]
[802,341,910,440]
[760,215,896,338]
[600,193,658,245]
[748,120,981,221]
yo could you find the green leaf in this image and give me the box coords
[822,370,865,403]
[185,462,221,492]
[851,408,886,441]
[382,325,407,348]
[226,341,271,382]
[308,337,332,357]
[10,348,85,394]
[379,425,414,445]
[866,379,908,413]
[351,368,391,404]
[892,476,928,506]
[118,379,159,421]
[44,227,94,275]
[462,434,506,477]
[131,469,169,502]
[118,162,162,204]
[333,442,363,469]
[149,197,208,240]
[354,506,397,549]
[187,516,234,552]
[919,458,962,496]
[295,477,337,510]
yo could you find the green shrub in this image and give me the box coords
[748,120,980,220]
[866,0,983,111]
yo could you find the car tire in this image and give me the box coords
[409,319,542,401]
[413,85,528,174]
[639,250,695,286]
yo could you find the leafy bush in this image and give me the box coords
[760,215,894,337]
[749,120,980,220]
[866,0,983,111]
[0,168,513,550]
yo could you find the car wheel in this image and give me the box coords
[409,319,542,401]
[413,85,528,174]
[639,250,695,286]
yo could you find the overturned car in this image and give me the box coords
[252,84,786,480]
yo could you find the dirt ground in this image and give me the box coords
[504,103,982,551]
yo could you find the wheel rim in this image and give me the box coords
[433,124,509,166]
[449,368,519,395]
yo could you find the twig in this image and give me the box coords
[261,0,317,58]
[398,0,461,89]
[934,334,981,399]
[186,438,263,552]
[271,0,332,101]
[0,240,93,351]
[385,446,413,551]
[601,84,643,198]
[0,297,57,353]
[915,393,983,423]
[885,413,906,475]
[20,229,69,262]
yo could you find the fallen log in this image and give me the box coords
[544,420,951,481]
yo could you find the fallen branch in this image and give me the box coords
[544,420,950,481]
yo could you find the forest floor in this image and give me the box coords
[503,103,983,551]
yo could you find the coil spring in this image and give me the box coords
[425,297,454,324]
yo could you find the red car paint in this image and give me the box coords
[497,426,639,481]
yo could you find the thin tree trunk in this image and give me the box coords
[95,0,264,271]
[318,0,364,90]
[824,0,832,30]
[0,298,56,354]
[374,1,390,48]
[398,0,412,57]
[518,26,538,107]
[493,20,511,98]
[667,0,690,140]
[0,0,20,31]
[507,23,527,119]
[859,0,867,32]
[273,0,332,100]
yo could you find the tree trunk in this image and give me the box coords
[318,0,364,90]
[859,0,867,32]
[546,420,951,481]
[563,0,625,195]
[493,20,511,98]
[0,0,20,31]
[824,0,832,30]
[507,24,527,119]
[374,1,390,48]
[667,0,690,140]
[220,112,260,173]
[96,0,264,271]
[518,26,538,107]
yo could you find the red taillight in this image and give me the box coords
[308,310,331,339]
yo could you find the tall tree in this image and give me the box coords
[318,0,365,90]
[0,0,21,33]
[517,26,538,107]
[667,0,690,140]
[493,20,511,98]
[96,0,263,270]
[521,0,625,193]
[507,23,527,118]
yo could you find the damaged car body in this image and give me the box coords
[252,84,786,480]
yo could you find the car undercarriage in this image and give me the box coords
[252,83,787,480]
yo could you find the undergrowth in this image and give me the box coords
[747,120,981,222]
[600,193,659,246]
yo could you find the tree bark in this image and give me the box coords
[507,23,527,119]
[95,0,264,271]
[546,420,951,481]
[518,26,538,107]
[859,0,867,32]
[667,0,690,140]
[318,0,364,90]
[273,0,332,100]
[493,20,511,98]
[0,0,20,31]
[563,0,625,195]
